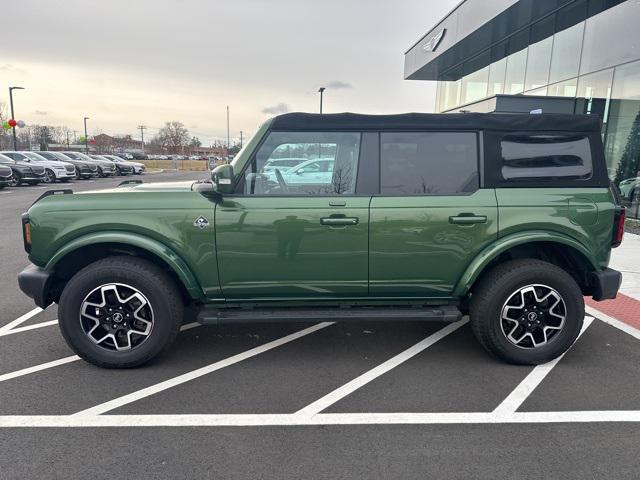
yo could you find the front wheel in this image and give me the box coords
[470,259,584,365]
[44,169,56,184]
[58,256,184,368]
[97,167,105,178]
[8,173,20,187]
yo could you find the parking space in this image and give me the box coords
[2,173,640,478]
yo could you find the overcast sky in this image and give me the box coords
[0,0,456,145]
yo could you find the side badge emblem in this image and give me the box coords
[194,216,210,229]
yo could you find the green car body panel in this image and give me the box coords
[19,113,622,313]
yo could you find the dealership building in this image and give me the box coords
[405,0,640,219]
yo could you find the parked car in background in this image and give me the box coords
[34,151,98,179]
[0,164,12,188]
[619,177,639,201]
[0,152,45,186]
[90,155,134,176]
[2,151,76,184]
[103,155,145,175]
[60,152,116,177]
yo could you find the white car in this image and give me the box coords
[1,151,76,183]
[281,158,335,185]
[103,155,146,175]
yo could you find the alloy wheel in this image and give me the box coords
[80,283,155,351]
[8,174,19,187]
[44,169,55,183]
[500,284,566,349]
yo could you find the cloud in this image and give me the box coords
[261,102,290,115]
[35,110,48,115]
[0,63,27,74]
[326,80,353,89]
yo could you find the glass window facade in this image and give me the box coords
[430,1,640,218]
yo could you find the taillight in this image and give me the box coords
[21,213,31,253]
[612,207,626,248]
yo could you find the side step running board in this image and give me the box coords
[197,305,462,325]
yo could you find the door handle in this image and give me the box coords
[449,214,487,225]
[320,216,359,226]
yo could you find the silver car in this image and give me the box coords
[2,151,76,183]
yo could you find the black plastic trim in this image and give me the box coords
[31,189,73,207]
[18,264,54,309]
[591,268,622,301]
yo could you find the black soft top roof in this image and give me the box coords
[270,112,602,133]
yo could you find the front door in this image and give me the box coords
[215,130,369,300]
[369,131,498,299]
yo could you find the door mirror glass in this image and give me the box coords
[211,164,234,194]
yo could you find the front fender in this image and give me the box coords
[453,231,598,297]
[45,231,205,300]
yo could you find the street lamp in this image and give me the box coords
[83,117,90,153]
[318,87,326,114]
[8,86,25,150]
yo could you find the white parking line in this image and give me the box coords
[0,307,43,335]
[297,319,469,416]
[493,317,594,415]
[2,410,640,428]
[0,322,203,383]
[585,305,640,341]
[73,322,334,417]
[0,320,59,337]
[0,356,80,383]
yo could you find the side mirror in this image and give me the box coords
[211,164,234,194]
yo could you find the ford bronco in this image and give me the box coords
[18,113,625,368]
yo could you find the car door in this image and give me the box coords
[369,131,498,299]
[215,130,370,300]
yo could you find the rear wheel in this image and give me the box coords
[58,256,183,368]
[97,167,105,178]
[470,259,584,365]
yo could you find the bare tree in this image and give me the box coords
[154,121,190,154]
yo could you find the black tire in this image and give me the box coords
[8,173,20,187]
[58,256,183,368]
[469,259,584,365]
[44,169,56,184]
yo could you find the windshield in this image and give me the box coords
[229,119,272,175]
[35,151,60,161]
[24,152,47,162]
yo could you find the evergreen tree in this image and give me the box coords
[614,109,640,185]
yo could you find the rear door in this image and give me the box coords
[215,130,371,300]
[369,131,498,299]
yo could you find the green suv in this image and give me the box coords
[18,113,626,368]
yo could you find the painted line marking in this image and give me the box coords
[493,316,594,415]
[2,411,640,428]
[0,322,203,383]
[0,307,43,335]
[297,319,468,416]
[0,320,59,337]
[586,305,640,341]
[0,356,80,383]
[73,322,334,417]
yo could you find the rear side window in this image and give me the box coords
[380,132,479,195]
[500,134,592,181]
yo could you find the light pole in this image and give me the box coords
[226,105,230,163]
[138,125,147,156]
[83,117,90,153]
[318,87,326,114]
[9,86,25,150]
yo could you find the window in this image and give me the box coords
[549,22,584,84]
[238,131,360,195]
[380,132,478,195]
[500,134,593,180]
[504,49,528,95]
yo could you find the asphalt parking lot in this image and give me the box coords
[1,172,640,479]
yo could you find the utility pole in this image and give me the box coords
[240,130,243,149]
[73,130,77,144]
[66,131,70,148]
[318,87,326,114]
[83,117,90,153]
[226,105,230,163]
[8,86,25,150]
[138,125,147,156]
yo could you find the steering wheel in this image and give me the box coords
[275,168,289,193]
